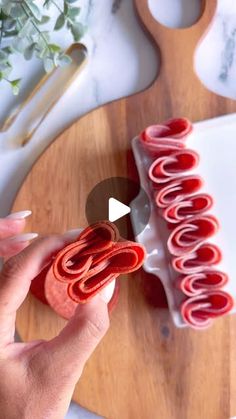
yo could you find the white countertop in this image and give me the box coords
[1,0,236,417]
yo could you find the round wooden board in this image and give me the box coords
[13,1,236,418]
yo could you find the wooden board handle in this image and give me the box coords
[134,0,217,76]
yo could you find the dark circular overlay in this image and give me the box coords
[85,177,151,240]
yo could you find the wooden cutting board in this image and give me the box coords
[13,1,236,418]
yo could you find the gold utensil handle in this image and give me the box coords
[21,44,88,146]
[1,43,88,146]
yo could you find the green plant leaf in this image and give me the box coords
[10,5,25,18]
[58,54,72,66]
[26,2,42,21]
[0,0,86,94]
[43,0,53,9]
[10,78,21,95]
[24,43,37,60]
[49,43,61,53]
[1,4,12,15]
[43,57,54,72]
[71,22,85,41]
[54,13,65,30]
[0,62,12,77]
[2,47,12,54]
[64,2,69,15]
[68,7,80,19]
[0,50,8,63]
[0,62,10,71]
[39,15,50,24]
[2,29,18,37]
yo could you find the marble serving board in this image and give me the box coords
[131,113,236,327]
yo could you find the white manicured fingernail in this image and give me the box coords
[99,292,110,303]
[9,233,38,243]
[7,210,32,220]
[99,281,116,303]
[65,228,82,234]
[63,229,82,240]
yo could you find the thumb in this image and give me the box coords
[45,295,110,382]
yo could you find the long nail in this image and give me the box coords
[65,228,82,234]
[7,210,32,220]
[99,281,116,303]
[9,233,38,243]
[63,229,82,240]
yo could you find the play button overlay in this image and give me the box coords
[85,177,151,240]
[109,198,131,222]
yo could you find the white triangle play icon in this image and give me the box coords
[108,197,131,222]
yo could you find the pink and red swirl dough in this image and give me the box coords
[31,221,145,319]
[140,118,234,328]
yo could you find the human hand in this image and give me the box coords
[0,213,110,419]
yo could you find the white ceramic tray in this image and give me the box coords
[130,113,236,327]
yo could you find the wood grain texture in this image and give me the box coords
[13,1,236,418]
